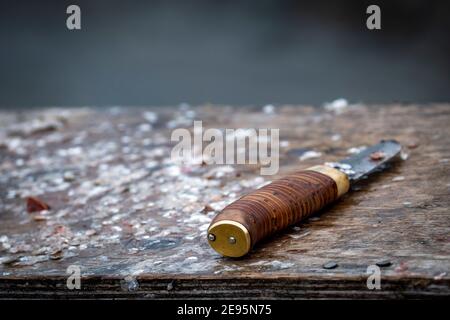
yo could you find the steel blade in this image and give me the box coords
[325,140,402,183]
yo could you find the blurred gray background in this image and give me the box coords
[0,0,449,108]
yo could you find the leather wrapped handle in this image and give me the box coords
[207,165,350,257]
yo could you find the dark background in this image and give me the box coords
[0,0,449,108]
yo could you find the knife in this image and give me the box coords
[207,139,402,257]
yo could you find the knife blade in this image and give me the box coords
[327,139,401,182]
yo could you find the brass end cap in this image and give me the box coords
[207,220,251,258]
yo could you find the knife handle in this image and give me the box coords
[207,165,349,257]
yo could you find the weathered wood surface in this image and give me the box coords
[0,103,449,299]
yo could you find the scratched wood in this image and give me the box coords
[0,103,449,299]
